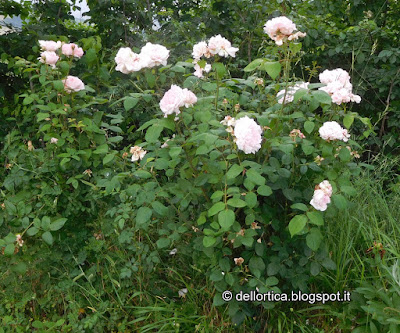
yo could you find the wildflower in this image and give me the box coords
[234,257,245,265]
[233,116,263,154]
[319,121,350,142]
[130,146,147,162]
[178,288,188,298]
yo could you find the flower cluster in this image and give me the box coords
[220,116,236,133]
[130,146,147,162]
[277,82,309,104]
[233,116,263,154]
[159,85,197,118]
[115,42,170,74]
[191,35,238,78]
[319,68,361,105]
[319,121,350,142]
[264,16,306,46]
[38,40,84,68]
[310,180,333,211]
[289,129,306,140]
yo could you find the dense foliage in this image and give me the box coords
[1,1,399,332]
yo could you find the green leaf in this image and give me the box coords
[245,192,257,208]
[306,211,324,226]
[312,90,331,105]
[343,114,354,129]
[339,147,351,162]
[203,236,217,247]
[249,256,265,278]
[332,194,347,210]
[169,147,182,159]
[306,228,323,251]
[288,214,308,237]
[4,244,15,256]
[93,144,109,155]
[257,185,272,196]
[226,164,244,180]
[26,227,39,236]
[85,48,97,64]
[145,71,156,88]
[37,112,50,122]
[291,203,308,211]
[243,58,264,72]
[103,154,115,165]
[208,202,225,217]
[212,62,226,77]
[151,201,168,216]
[133,170,152,179]
[124,97,139,111]
[261,61,281,80]
[50,218,67,231]
[156,238,170,249]
[42,231,53,245]
[227,198,247,208]
[304,121,315,134]
[246,169,265,186]
[23,96,34,105]
[302,144,314,155]
[145,124,164,143]
[218,210,235,230]
[136,207,153,226]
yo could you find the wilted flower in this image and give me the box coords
[319,68,361,105]
[254,78,264,86]
[169,248,178,255]
[233,116,263,154]
[251,222,261,230]
[319,121,350,142]
[38,51,59,68]
[220,116,236,127]
[140,42,170,68]
[290,129,306,140]
[161,134,176,148]
[61,43,84,58]
[314,155,325,165]
[39,40,61,52]
[62,76,85,93]
[83,169,92,177]
[27,141,34,151]
[234,257,245,265]
[264,16,306,46]
[310,180,332,211]
[16,234,24,247]
[234,104,240,111]
[178,288,188,298]
[130,146,147,162]
[50,137,58,144]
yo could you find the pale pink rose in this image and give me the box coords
[140,42,170,68]
[115,47,146,74]
[159,85,186,117]
[310,189,331,211]
[182,88,197,107]
[192,41,209,60]
[62,43,84,58]
[62,76,85,93]
[318,180,332,197]
[38,51,59,68]
[39,40,61,51]
[319,121,350,142]
[208,35,239,58]
[234,116,263,154]
[220,116,236,127]
[130,146,147,162]
[264,16,297,45]
[319,68,361,105]
[193,62,212,78]
[50,137,59,144]
[288,31,307,41]
[277,82,309,104]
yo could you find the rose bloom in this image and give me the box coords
[50,137,59,144]
[115,47,146,74]
[310,180,333,211]
[192,41,209,60]
[207,35,239,57]
[193,62,212,78]
[277,82,309,104]
[130,146,147,162]
[39,51,59,68]
[319,121,350,142]
[182,88,197,107]
[319,68,361,105]
[62,76,85,93]
[234,116,263,154]
[140,42,170,68]
[264,16,297,45]
[39,40,61,51]
[159,85,185,117]
[62,43,84,58]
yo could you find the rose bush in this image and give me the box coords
[0,15,374,327]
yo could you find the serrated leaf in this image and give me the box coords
[246,169,265,186]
